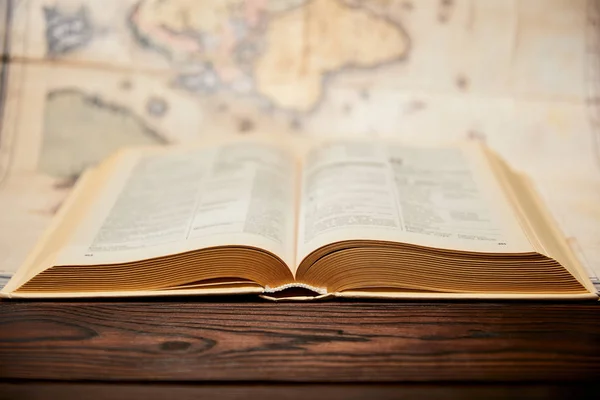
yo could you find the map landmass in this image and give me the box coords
[40,89,168,178]
[129,0,410,112]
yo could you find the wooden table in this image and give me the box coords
[1,298,599,399]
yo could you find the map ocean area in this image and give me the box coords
[0,0,599,290]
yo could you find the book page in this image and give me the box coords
[52,140,298,269]
[296,140,534,264]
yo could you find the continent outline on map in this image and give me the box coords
[127,0,411,113]
[250,0,411,113]
[39,87,169,178]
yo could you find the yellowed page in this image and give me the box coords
[296,139,534,266]
[48,139,298,270]
[1,164,123,294]
[0,136,300,296]
[5,286,265,299]
[497,167,597,295]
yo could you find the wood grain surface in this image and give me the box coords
[1,299,599,382]
[0,382,595,400]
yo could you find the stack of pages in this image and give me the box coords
[1,136,596,300]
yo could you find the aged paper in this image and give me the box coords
[52,141,297,268]
[1,0,599,290]
[297,141,533,263]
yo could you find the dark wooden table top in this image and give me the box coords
[1,298,599,399]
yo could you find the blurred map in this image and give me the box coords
[0,0,599,290]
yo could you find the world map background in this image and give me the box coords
[0,0,599,289]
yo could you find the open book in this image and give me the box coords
[1,135,596,300]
